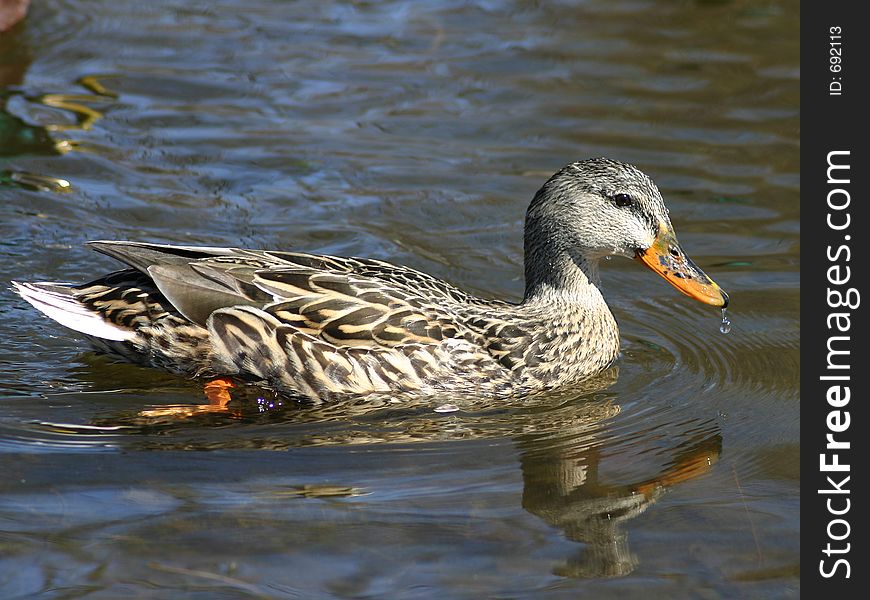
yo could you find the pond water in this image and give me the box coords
[0,1,798,597]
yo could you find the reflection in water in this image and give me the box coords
[38,75,118,132]
[0,75,116,190]
[35,363,624,447]
[519,423,721,578]
[0,13,29,85]
[30,362,721,578]
[0,91,59,156]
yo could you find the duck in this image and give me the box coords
[13,158,728,402]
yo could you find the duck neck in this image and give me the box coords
[522,236,606,309]
[521,180,608,308]
[524,252,605,308]
[520,244,620,382]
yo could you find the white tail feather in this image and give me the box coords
[12,281,136,342]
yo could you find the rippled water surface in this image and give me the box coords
[1,1,798,597]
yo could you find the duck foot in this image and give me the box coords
[203,377,235,407]
[136,377,237,419]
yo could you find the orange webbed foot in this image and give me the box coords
[203,377,236,408]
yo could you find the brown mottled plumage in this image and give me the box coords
[13,158,728,401]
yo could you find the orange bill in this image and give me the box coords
[635,225,729,307]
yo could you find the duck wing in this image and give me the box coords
[87,241,512,351]
[207,257,518,396]
[87,241,282,326]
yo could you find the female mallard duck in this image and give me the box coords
[13,158,727,401]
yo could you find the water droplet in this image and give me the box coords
[605,256,612,261]
[719,308,731,334]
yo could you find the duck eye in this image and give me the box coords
[611,193,634,208]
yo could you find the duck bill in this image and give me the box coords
[634,226,729,307]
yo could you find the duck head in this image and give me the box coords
[524,157,728,307]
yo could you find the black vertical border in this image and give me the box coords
[803,1,867,595]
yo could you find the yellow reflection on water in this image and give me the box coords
[1,75,118,190]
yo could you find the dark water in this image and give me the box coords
[0,1,798,597]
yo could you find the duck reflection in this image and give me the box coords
[517,420,720,577]
[39,361,721,578]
